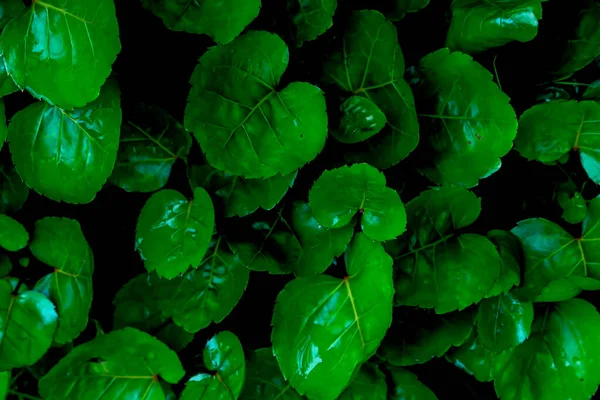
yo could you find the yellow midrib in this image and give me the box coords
[343,278,365,349]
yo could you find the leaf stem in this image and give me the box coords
[552,81,590,87]
[8,390,42,400]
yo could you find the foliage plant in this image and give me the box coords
[1,0,600,399]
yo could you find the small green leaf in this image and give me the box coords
[189,164,296,218]
[8,80,122,204]
[0,0,121,109]
[389,367,438,400]
[31,217,93,344]
[272,233,393,400]
[0,163,28,214]
[323,10,419,168]
[0,279,58,370]
[287,0,337,45]
[39,327,185,399]
[339,363,387,400]
[135,187,215,279]
[242,348,303,400]
[486,230,522,297]
[583,80,600,101]
[417,48,518,187]
[446,333,495,382]
[556,181,587,224]
[494,299,600,400]
[0,215,27,252]
[335,96,387,144]
[446,0,544,54]
[185,31,328,179]
[309,163,406,241]
[141,0,260,44]
[110,104,192,193]
[0,255,11,278]
[181,331,245,400]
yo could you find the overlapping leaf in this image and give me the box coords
[242,348,303,400]
[339,363,387,400]
[446,333,495,382]
[389,368,439,400]
[287,0,337,45]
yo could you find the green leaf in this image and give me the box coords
[446,333,495,382]
[0,279,58,370]
[583,80,600,101]
[446,0,544,54]
[31,217,93,344]
[110,104,192,193]
[287,0,337,45]
[0,57,18,99]
[515,100,600,184]
[0,0,24,31]
[555,0,600,77]
[141,0,260,44]
[0,163,28,214]
[493,299,600,400]
[379,309,475,367]
[389,367,438,400]
[476,293,534,352]
[309,163,406,241]
[392,186,502,313]
[390,0,430,20]
[416,48,518,187]
[185,31,328,179]
[0,101,6,151]
[242,348,303,400]
[486,230,522,297]
[0,0,121,109]
[323,10,419,168]
[39,327,185,399]
[135,187,215,279]
[339,363,387,400]
[0,255,11,278]
[189,164,296,218]
[0,214,27,252]
[335,96,387,144]
[556,181,587,224]
[8,80,122,204]
[0,370,8,399]
[181,331,245,400]
[272,233,393,400]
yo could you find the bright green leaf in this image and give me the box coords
[389,367,438,400]
[323,10,419,168]
[0,215,27,252]
[272,233,393,400]
[8,80,122,204]
[339,363,387,400]
[0,163,28,214]
[0,370,8,399]
[335,96,387,144]
[446,333,495,382]
[309,163,406,241]
[287,0,337,45]
[0,0,121,109]
[486,230,522,297]
[0,57,18,99]
[135,187,215,279]
[185,31,328,179]
[242,348,303,400]
[31,217,93,344]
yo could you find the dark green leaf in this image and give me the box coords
[8,80,122,204]
[486,230,522,297]
[0,214,27,252]
[141,0,260,44]
[0,279,58,370]
[189,164,296,218]
[0,0,121,109]
[0,101,6,150]
[335,96,387,144]
[39,327,185,399]
[389,367,438,400]
[287,0,337,45]
[339,363,386,400]
[583,80,600,100]
[392,186,502,313]
[0,255,11,278]
[446,333,495,382]
[390,0,430,20]
[417,48,518,187]
[185,31,328,179]
[272,233,393,400]
[135,187,215,279]
[181,331,245,400]
[309,163,406,241]
[323,10,419,168]
[31,217,93,344]
[242,348,303,400]
[494,299,600,400]
[0,163,28,214]
[110,104,192,193]
[0,0,24,31]
[556,181,587,224]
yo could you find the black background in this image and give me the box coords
[4,0,600,398]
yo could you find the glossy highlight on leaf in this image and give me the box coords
[335,96,387,144]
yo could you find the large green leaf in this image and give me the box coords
[446,0,544,54]
[141,0,260,44]
[181,331,245,400]
[189,164,296,218]
[493,299,600,400]
[309,163,406,241]
[486,230,522,297]
[135,188,215,279]
[0,0,120,109]
[391,186,502,313]
[8,80,122,204]
[379,309,474,366]
[185,31,327,179]
[389,368,438,400]
[110,104,192,193]
[0,279,57,370]
[515,100,600,184]
[416,48,518,187]
[446,333,495,382]
[0,214,27,252]
[476,293,533,352]
[39,327,185,399]
[287,0,337,45]
[242,348,303,400]
[272,233,393,400]
[323,10,419,168]
[31,217,93,344]
[0,163,28,214]
[339,363,387,400]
